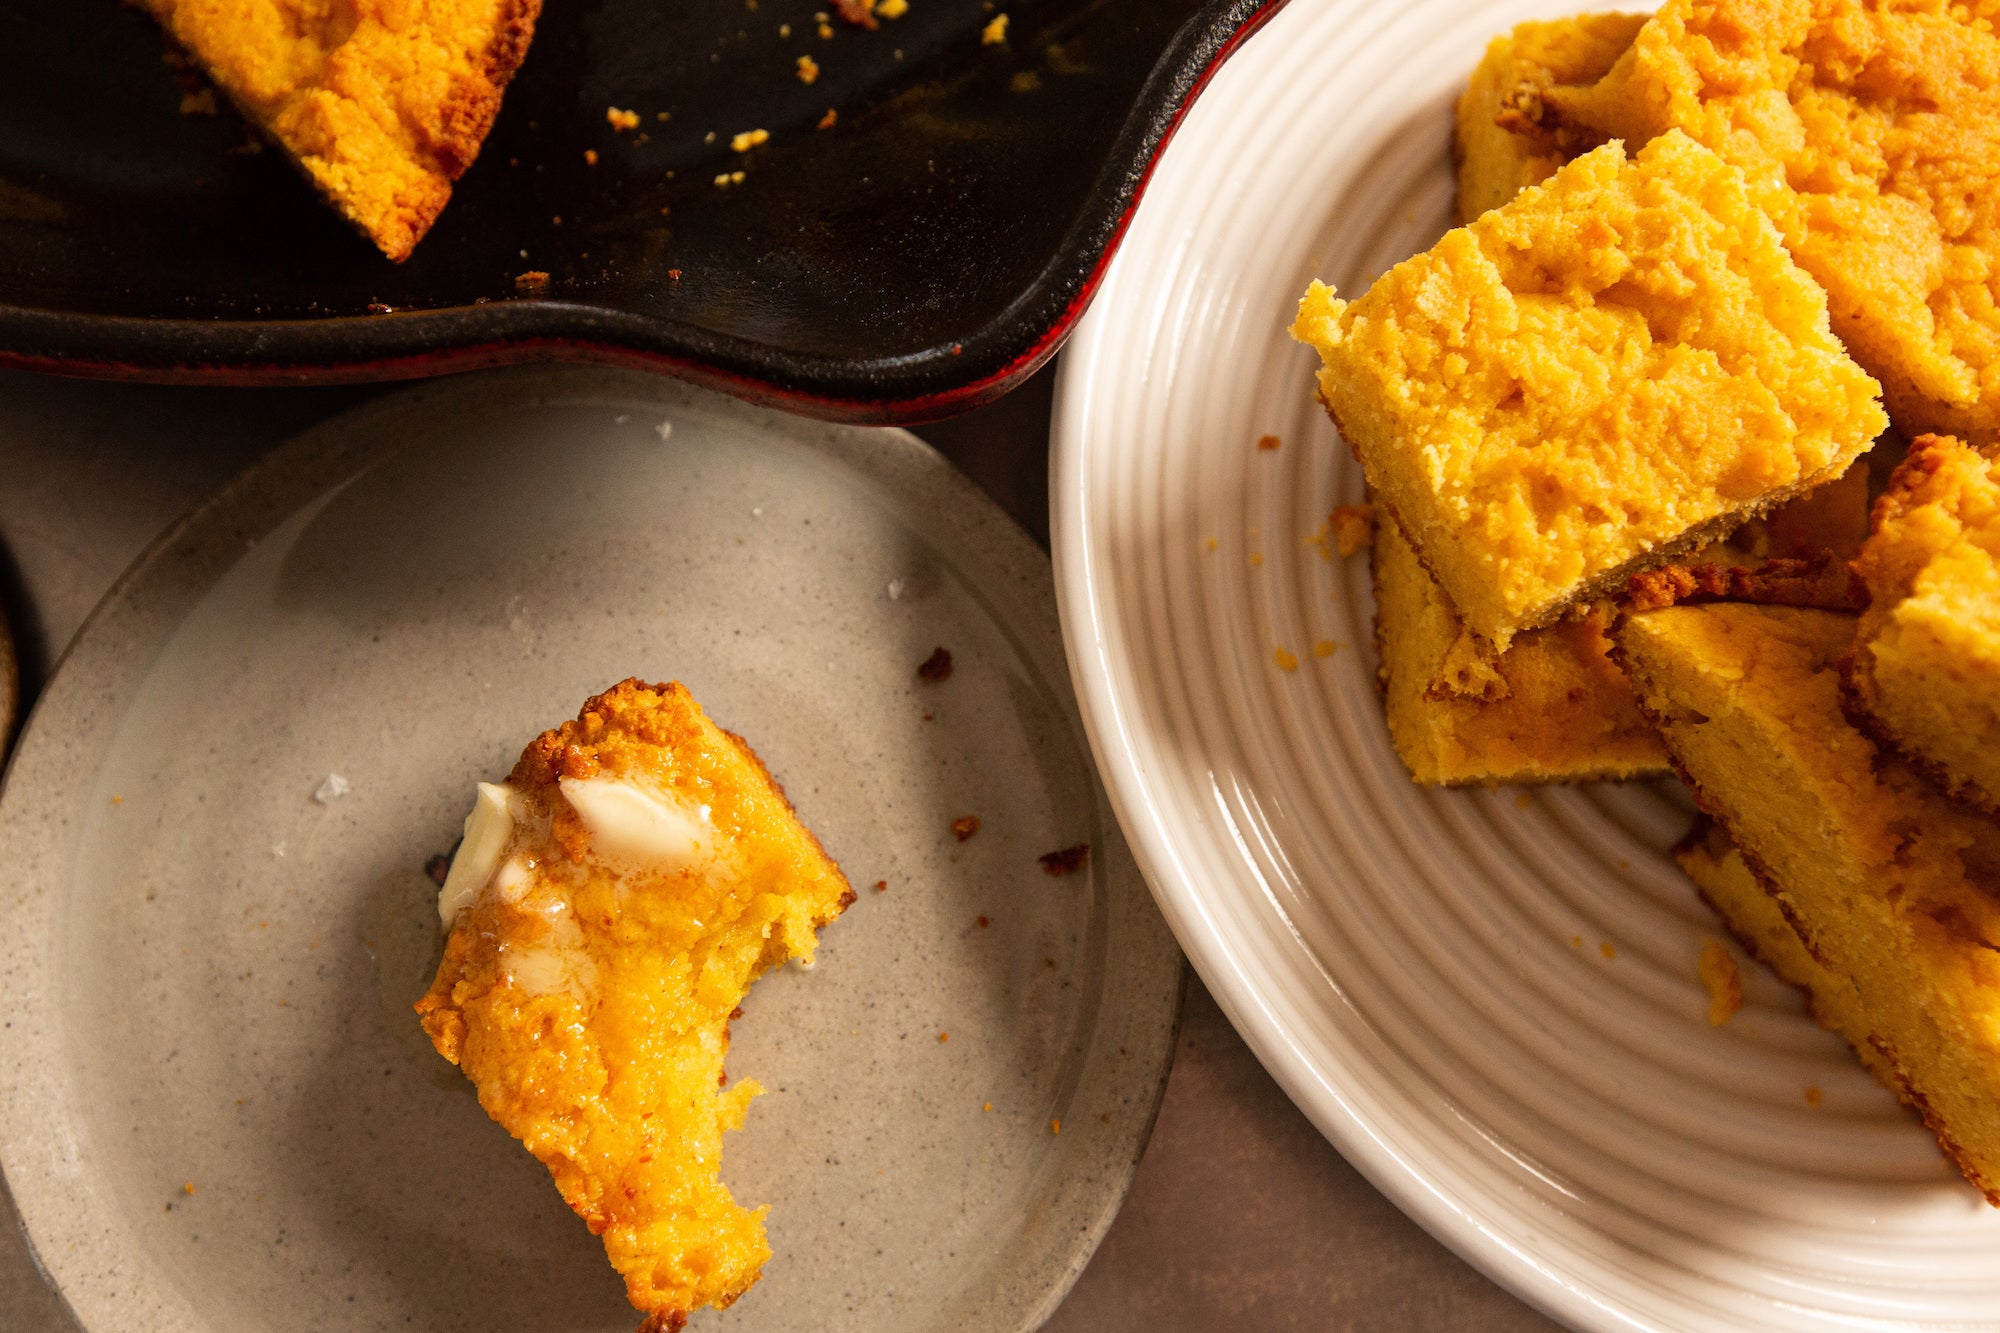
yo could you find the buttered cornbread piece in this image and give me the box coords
[1454,12,1647,222]
[1372,515,1668,784]
[1294,131,1885,652]
[1546,0,2000,444]
[416,680,853,1329]
[1846,434,2000,814]
[1614,603,2000,1202]
[141,0,540,260]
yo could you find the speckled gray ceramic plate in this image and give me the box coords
[0,366,1182,1333]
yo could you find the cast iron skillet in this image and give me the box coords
[0,0,1281,422]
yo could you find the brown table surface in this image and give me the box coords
[0,365,1556,1332]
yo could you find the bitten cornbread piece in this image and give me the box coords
[141,0,540,260]
[1454,12,1646,222]
[1615,603,2000,1202]
[1673,818,1900,1086]
[1293,132,1886,652]
[1372,515,1668,784]
[1846,434,2000,813]
[1547,0,2000,444]
[416,680,853,1329]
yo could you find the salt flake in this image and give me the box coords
[313,774,351,804]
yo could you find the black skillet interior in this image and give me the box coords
[0,0,1279,420]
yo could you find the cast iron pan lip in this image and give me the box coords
[0,0,1286,425]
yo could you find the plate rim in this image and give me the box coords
[0,362,1186,1332]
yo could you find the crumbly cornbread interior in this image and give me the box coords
[1614,604,2000,1201]
[1847,433,2000,813]
[417,680,853,1329]
[141,0,540,260]
[1546,0,2000,444]
[1295,130,1886,651]
[1371,515,1668,784]
[1454,12,1648,223]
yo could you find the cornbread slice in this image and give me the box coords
[1293,131,1886,652]
[141,0,540,260]
[1454,12,1647,222]
[416,680,854,1329]
[1845,434,2000,813]
[1614,603,2000,1202]
[1372,514,1668,784]
[1547,0,2000,444]
[1673,818,1899,1087]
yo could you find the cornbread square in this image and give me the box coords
[1673,818,1900,1088]
[1294,131,1886,651]
[1547,0,2000,444]
[416,680,853,1329]
[1454,12,1646,222]
[142,0,540,260]
[1372,514,1667,784]
[1846,434,2000,814]
[1615,603,2000,1202]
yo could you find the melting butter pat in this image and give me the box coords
[558,774,713,870]
[438,782,520,926]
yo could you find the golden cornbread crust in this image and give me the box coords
[1294,132,1886,651]
[417,679,853,1327]
[1371,513,1669,784]
[142,0,542,260]
[1547,0,2000,445]
[1843,433,2000,815]
[1453,13,1647,223]
[1624,552,1865,612]
[1613,604,2000,1203]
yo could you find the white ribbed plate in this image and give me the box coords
[1051,2,2000,1328]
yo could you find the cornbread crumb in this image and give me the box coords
[796,54,820,83]
[1329,504,1374,557]
[817,108,839,130]
[937,1031,949,1043]
[983,1101,994,1112]
[917,647,954,681]
[606,106,640,131]
[982,13,1009,44]
[1570,935,1583,949]
[1256,433,1281,452]
[1050,1118,1061,1135]
[1249,553,1263,568]
[951,815,980,841]
[1293,132,1886,650]
[181,1181,195,1195]
[818,21,834,38]
[1697,939,1742,1026]
[1599,942,1616,960]
[514,270,550,291]
[179,88,217,116]
[1039,845,1090,876]
[730,128,771,152]
[584,149,599,165]
[873,879,887,892]
[878,0,908,17]
[832,0,877,28]
[1846,435,2000,815]
[1274,646,1298,672]
[1313,640,1337,659]
[1805,1086,1824,1108]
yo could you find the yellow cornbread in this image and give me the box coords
[416,680,853,1329]
[141,0,539,260]
[1673,818,1900,1086]
[1372,514,1668,784]
[1547,0,2000,445]
[1846,434,2000,814]
[1454,12,1647,223]
[1615,603,2000,1202]
[1293,131,1886,652]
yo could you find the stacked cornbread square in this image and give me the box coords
[1845,434,2000,814]
[1294,1,2000,1203]
[1295,132,1883,654]
[1616,604,2000,1201]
